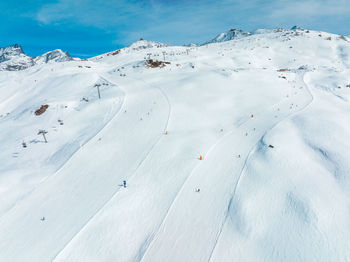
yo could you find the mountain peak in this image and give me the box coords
[0,44,25,58]
[0,44,32,70]
[128,39,169,50]
[290,25,303,30]
[34,49,72,64]
[0,44,73,71]
[8,43,22,49]
[203,28,251,45]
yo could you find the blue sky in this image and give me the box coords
[1,0,350,58]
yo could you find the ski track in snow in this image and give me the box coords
[133,76,172,133]
[0,69,168,261]
[0,78,126,219]
[137,105,252,262]
[207,71,315,262]
[1,29,350,262]
[139,70,314,262]
[52,72,172,261]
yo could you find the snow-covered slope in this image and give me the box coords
[92,39,170,61]
[1,28,350,262]
[0,44,73,71]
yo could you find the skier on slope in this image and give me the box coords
[123,180,127,188]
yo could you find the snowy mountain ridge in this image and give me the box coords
[203,26,334,45]
[92,39,170,61]
[0,27,350,262]
[127,39,170,50]
[34,49,73,64]
[204,28,252,44]
[0,44,34,71]
[0,44,25,60]
[0,44,72,71]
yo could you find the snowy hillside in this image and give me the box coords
[1,28,350,262]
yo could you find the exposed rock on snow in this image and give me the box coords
[0,44,34,71]
[291,25,303,30]
[0,44,25,61]
[34,49,72,64]
[34,104,49,116]
[203,28,251,44]
[145,59,170,68]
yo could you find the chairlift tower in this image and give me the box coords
[95,84,101,99]
[38,130,48,143]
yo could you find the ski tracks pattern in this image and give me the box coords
[52,73,171,261]
[0,78,126,220]
[207,70,315,262]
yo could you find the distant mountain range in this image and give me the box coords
[0,44,72,71]
[1,26,348,71]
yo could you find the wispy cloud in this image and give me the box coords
[34,0,350,46]
[34,0,259,44]
[268,0,350,20]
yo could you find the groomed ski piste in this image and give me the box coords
[1,28,350,262]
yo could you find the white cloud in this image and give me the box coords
[268,0,350,20]
[36,0,145,27]
[34,0,350,46]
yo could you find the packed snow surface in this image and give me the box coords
[0,28,350,262]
